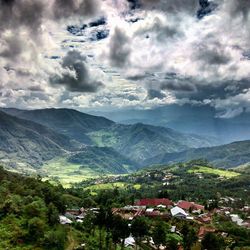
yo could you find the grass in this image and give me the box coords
[188,166,240,178]
[42,157,100,187]
[85,182,126,191]
[85,182,142,192]
[134,184,141,190]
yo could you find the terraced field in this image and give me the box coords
[188,166,240,178]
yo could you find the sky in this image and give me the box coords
[0,0,250,117]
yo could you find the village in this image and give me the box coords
[60,196,250,249]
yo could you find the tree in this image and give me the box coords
[95,206,114,250]
[24,199,47,219]
[181,224,198,250]
[47,203,59,226]
[43,226,67,250]
[166,234,180,250]
[131,217,149,249]
[28,217,46,241]
[152,221,167,249]
[111,215,130,249]
[201,232,225,250]
[82,197,96,208]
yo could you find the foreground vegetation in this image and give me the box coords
[0,159,250,249]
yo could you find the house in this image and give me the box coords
[197,214,212,224]
[65,209,81,216]
[171,226,176,233]
[124,235,135,247]
[59,215,73,225]
[177,201,204,212]
[171,206,188,218]
[198,226,216,239]
[135,198,174,207]
[113,206,146,220]
[230,214,244,226]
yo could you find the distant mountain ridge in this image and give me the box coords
[143,140,250,169]
[1,108,114,144]
[90,104,250,144]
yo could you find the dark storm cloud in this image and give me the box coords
[195,44,232,66]
[135,16,182,42]
[147,89,166,100]
[28,85,44,92]
[228,0,250,19]
[161,80,196,92]
[0,36,23,59]
[116,93,140,101]
[50,50,104,92]
[0,0,100,60]
[109,28,131,68]
[53,0,99,19]
[0,0,45,34]
[140,0,199,14]
[164,76,250,102]
[127,72,155,81]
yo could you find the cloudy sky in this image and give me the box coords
[0,0,250,116]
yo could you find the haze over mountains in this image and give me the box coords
[1,107,250,177]
[91,104,250,144]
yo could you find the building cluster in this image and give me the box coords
[59,196,250,249]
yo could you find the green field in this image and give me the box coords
[188,166,240,178]
[42,157,100,187]
[85,182,141,192]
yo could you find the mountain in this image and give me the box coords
[90,104,250,144]
[0,107,218,177]
[68,146,138,174]
[1,108,216,163]
[1,108,114,144]
[143,140,250,169]
[0,110,136,175]
[88,123,217,163]
[0,111,81,170]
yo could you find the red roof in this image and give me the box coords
[135,198,173,207]
[197,215,212,224]
[198,226,215,238]
[177,201,204,211]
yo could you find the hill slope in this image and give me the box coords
[1,108,114,144]
[88,123,217,162]
[0,111,81,170]
[68,146,138,174]
[143,140,250,169]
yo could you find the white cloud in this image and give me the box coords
[0,0,250,114]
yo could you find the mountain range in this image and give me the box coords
[1,107,250,177]
[90,104,250,144]
[0,107,216,175]
[143,140,250,169]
